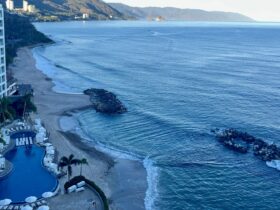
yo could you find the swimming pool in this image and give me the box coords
[0,145,58,203]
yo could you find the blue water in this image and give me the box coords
[0,143,58,203]
[33,21,280,210]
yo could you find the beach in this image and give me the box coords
[9,47,147,210]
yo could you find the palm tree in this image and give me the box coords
[58,154,80,181]
[0,136,6,145]
[0,97,14,123]
[79,158,88,176]
[21,94,36,119]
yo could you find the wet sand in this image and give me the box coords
[10,47,147,210]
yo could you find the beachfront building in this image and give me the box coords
[5,0,14,10]
[23,0,28,12]
[0,5,7,97]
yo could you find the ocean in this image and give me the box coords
[33,21,280,210]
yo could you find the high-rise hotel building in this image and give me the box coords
[0,4,7,97]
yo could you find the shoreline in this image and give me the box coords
[9,47,147,210]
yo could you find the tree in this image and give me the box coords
[21,93,37,119]
[79,158,88,176]
[0,137,6,145]
[58,154,80,181]
[0,97,15,123]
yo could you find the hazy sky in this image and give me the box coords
[106,0,280,21]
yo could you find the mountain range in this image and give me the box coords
[1,0,125,20]
[109,3,254,22]
[1,0,253,22]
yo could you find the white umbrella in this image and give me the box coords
[42,192,53,198]
[46,149,55,155]
[38,205,50,210]
[21,205,33,210]
[46,146,54,151]
[25,196,37,203]
[36,133,45,143]
[0,198,12,206]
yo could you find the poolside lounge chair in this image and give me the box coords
[75,187,85,192]
[67,185,77,193]
[41,200,47,205]
[77,181,86,188]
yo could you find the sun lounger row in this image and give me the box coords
[67,181,86,193]
[6,126,32,135]
[67,185,85,193]
[0,200,48,210]
[15,137,33,146]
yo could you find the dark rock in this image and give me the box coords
[212,128,250,153]
[253,140,280,161]
[84,88,127,114]
[212,128,280,162]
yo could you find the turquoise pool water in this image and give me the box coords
[0,142,58,203]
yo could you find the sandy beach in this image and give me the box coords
[9,47,147,210]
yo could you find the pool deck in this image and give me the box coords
[0,140,15,179]
[0,160,13,179]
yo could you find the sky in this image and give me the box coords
[105,0,280,21]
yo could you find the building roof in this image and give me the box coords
[16,84,33,96]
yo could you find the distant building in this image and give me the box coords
[5,0,36,13]
[27,4,35,13]
[23,0,28,12]
[5,0,14,10]
[82,13,89,19]
[0,5,7,97]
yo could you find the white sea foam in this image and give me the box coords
[266,160,280,171]
[144,157,159,210]
[32,46,82,95]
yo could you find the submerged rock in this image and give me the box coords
[212,128,280,167]
[212,128,251,153]
[84,88,127,114]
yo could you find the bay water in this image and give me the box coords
[33,21,280,210]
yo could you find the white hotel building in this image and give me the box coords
[0,4,7,97]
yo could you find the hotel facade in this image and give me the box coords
[0,4,7,97]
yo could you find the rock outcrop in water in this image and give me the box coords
[212,128,280,162]
[84,88,127,114]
